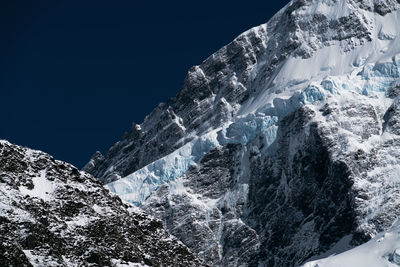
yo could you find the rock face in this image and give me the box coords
[84,0,400,266]
[84,0,399,185]
[0,140,204,266]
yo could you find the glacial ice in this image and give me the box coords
[105,3,400,209]
[217,114,278,146]
[107,54,400,206]
[107,132,219,205]
[273,85,327,118]
[321,79,337,93]
[302,85,325,103]
[107,114,280,205]
[359,61,399,79]
[107,55,400,206]
[357,62,400,95]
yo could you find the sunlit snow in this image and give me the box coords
[106,2,400,210]
[303,221,400,267]
[19,170,55,201]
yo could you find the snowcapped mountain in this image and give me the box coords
[83,0,400,266]
[0,140,204,266]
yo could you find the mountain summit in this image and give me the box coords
[84,0,400,266]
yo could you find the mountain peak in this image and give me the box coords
[82,2,400,265]
[84,0,400,186]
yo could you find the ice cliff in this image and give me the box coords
[84,0,400,266]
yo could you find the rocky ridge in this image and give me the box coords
[0,140,204,266]
[84,0,399,185]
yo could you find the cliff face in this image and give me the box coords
[85,0,399,185]
[83,0,400,266]
[0,140,204,266]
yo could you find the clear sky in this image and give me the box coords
[1,0,289,168]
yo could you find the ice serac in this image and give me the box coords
[84,0,400,266]
[0,140,204,266]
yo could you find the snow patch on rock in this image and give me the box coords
[19,170,55,201]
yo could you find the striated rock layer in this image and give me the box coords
[84,0,400,266]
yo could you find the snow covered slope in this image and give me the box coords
[0,140,204,266]
[86,0,400,206]
[303,221,400,267]
[84,0,400,266]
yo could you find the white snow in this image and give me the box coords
[23,250,61,267]
[111,259,150,267]
[106,112,280,205]
[107,3,400,206]
[106,129,220,205]
[303,221,400,267]
[92,204,113,216]
[239,4,400,115]
[65,214,97,228]
[19,170,55,201]
[102,4,400,265]
[0,188,34,223]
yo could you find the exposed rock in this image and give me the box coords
[0,140,204,266]
[83,0,399,185]
[82,0,400,266]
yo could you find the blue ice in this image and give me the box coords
[218,114,278,146]
[359,62,399,80]
[302,85,325,103]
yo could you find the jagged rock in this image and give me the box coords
[84,0,399,185]
[82,0,400,266]
[0,140,204,266]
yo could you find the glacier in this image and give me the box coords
[108,54,400,206]
[106,113,281,205]
[84,0,400,265]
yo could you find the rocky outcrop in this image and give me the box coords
[0,140,204,266]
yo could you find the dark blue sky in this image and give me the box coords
[1,0,289,168]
